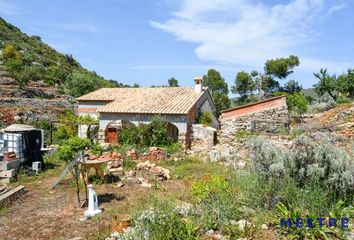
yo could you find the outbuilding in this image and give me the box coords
[0,124,44,164]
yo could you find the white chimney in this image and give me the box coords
[194,76,203,94]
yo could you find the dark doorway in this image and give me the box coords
[166,123,179,141]
[106,128,118,143]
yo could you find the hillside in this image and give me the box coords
[0,17,129,127]
[0,17,129,94]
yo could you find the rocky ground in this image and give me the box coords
[195,103,354,172]
[0,66,75,127]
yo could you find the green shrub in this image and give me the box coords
[2,44,21,60]
[235,163,353,239]
[286,136,354,198]
[277,126,289,135]
[250,136,354,201]
[250,137,285,179]
[90,143,103,156]
[197,112,213,126]
[65,136,91,153]
[287,92,308,116]
[277,178,332,216]
[190,175,241,231]
[288,128,303,140]
[274,200,352,239]
[52,124,77,144]
[66,70,99,97]
[336,96,352,104]
[56,136,91,162]
[55,136,91,206]
[119,125,141,146]
[191,175,232,200]
[51,110,98,144]
[150,115,171,146]
[114,199,197,240]
[165,142,182,154]
[52,110,78,144]
[236,129,256,140]
[34,118,51,130]
[120,116,174,147]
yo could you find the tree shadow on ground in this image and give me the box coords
[98,193,125,206]
[44,162,59,170]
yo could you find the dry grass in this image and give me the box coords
[0,156,204,240]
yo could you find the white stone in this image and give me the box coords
[236,219,253,231]
[84,184,102,217]
[13,116,22,121]
[111,231,121,237]
[230,220,237,226]
[78,217,88,222]
[236,161,246,170]
[141,182,152,188]
[261,224,268,230]
[209,149,221,162]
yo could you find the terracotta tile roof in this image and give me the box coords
[76,87,206,114]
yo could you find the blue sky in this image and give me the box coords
[0,0,353,92]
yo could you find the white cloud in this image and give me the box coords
[151,0,348,71]
[300,57,351,73]
[327,2,346,15]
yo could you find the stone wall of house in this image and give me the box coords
[191,124,217,151]
[219,103,289,145]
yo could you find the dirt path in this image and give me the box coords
[0,174,187,240]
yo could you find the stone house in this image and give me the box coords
[219,95,289,144]
[76,77,219,148]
